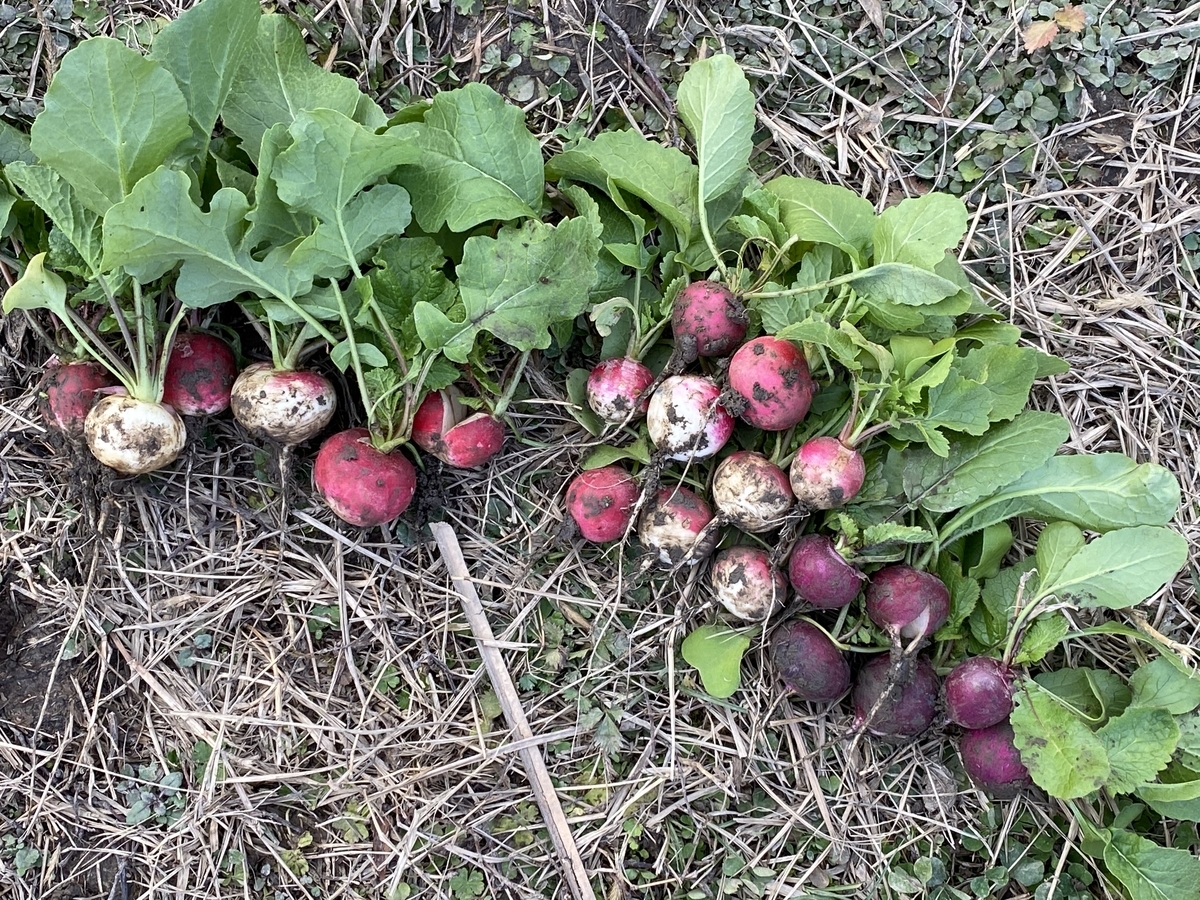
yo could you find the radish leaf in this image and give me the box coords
[682,624,756,699]
[4,163,102,275]
[1034,526,1188,609]
[677,54,755,214]
[1097,707,1179,794]
[764,175,875,264]
[1010,679,1110,799]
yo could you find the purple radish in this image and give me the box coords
[671,281,748,362]
[41,360,116,439]
[787,534,865,609]
[710,546,787,621]
[852,654,940,740]
[411,387,507,469]
[586,357,655,423]
[727,336,817,431]
[865,565,951,641]
[646,375,735,462]
[711,451,795,533]
[638,485,717,566]
[789,436,866,510]
[313,428,417,527]
[231,362,337,445]
[565,465,639,543]
[163,332,238,416]
[771,619,851,702]
[944,657,1014,730]
[960,721,1032,797]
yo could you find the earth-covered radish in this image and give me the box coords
[313,428,416,527]
[787,533,865,609]
[727,336,816,431]
[163,332,238,416]
[411,387,506,469]
[865,565,951,641]
[711,451,795,533]
[638,485,717,566]
[230,362,337,445]
[84,394,187,474]
[960,721,1031,797]
[41,360,116,439]
[771,619,851,702]
[646,375,734,461]
[565,465,639,543]
[671,281,747,362]
[852,654,940,740]
[710,546,786,621]
[789,436,866,510]
[586,357,654,423]
[944,656,1014,730]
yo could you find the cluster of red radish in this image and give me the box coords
[565,280,1029,794]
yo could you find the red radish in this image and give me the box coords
[41,360,116,439]
[865,564,951,641]
[163,332,238,416]
[789,436,866,510]
[230,362,337,445]
[944,657,1014,730]
[645,375,734,461]
[710,546,786,621]
[787,534,865,609]
[711,451,794,533]
[312,428,416,527]
[771,619,851,702]
[586,358,654,423]
[411,387,506,469]
[638,485,717,566]
[671,281,747,362]
[84,394,186,475]
[960,721,1031,797]
[727,336,816,431]
[565,465,639,542]
[852,654,940,740]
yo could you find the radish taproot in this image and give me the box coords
[789,436,866,510]
[586,357,654,423]
[671,281,747,362]
[787,534,865,609]
[960,721,1031,797]
[865,565,951,641]
[230,362,337,445]
[163,332,238,416]
[727,336,816,431]
[638,485,717,566]
[313,428,417,527]
[711,451,795,533]
[852,654,940,740]
[646,375,734,461]
[84,394,187,475]
[565,465,639,542]
[710,546,786,621]
[411,386,506,469]
[944,656,1014,730]
[41,360,117,439]
[771,619,851,702]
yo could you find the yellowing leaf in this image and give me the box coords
[1022,20,1059,52]
[1053,5,1087,32]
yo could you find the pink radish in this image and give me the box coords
[671,281,747,362]
[645,375,734,462]
[41,360,116,439]
[230,362,337,445]
[711,451,795,533]
[710,546,786,621]
[727,336,816,431]
[865,565,951,641]
[565,465,639,543]
[84,394,187,475]
[944,657,1014,730]
[852,654,940,740]
[586,357,654,423]
[313,428,417,527]
[787,534,865,609]
[638,485,717,566]
[789,436,866,510]
[771,619,851,702]
[163,332,238,416]
[411,386,506,469]
[960,721,1031,797]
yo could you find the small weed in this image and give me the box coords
[117,762,185,826]
[1,835,40,878]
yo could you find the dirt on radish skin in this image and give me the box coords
[789,436,866,510]
[645,375,734,461]
[586,358,654,423]
[727,336,816,431]
[864,564,951,641]
[230,362,337,445]
[960,721,1031,797]
[944,656,1015,730]
[313,428,416,527]
[565,465,639,542]
[411,388,506,469]
[671,281,747,361]
[638,485,717,566]
[852,654,940,740]
[163,332,238,416]
[788,533,865,609]
[83,395,187,474]
[771,619,851,702]
[710,546,786,621]
[711,451,795,533]
[41,361,116,439]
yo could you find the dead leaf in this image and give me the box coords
[1092,292,1154,311]
[1053,5,1087,32]
[856,0,885,34]
[1022,20,1059,52]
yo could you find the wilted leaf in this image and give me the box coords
[1023,20,1059,52]
[1053,5,1087,32]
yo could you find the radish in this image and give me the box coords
[565,465,639,543]
[711,451,795,533]
[671,281,747,362]
[163,332,238,416]
[944,657,1014,730]
[852,654,940,740]
[411,386,506,469]
[586,357,654,423]
[312,427,417,527]
[960,721,1031,797]
[727,336,816,431]
[41,360,116,439]
[84,394,187,475]
[787,534,865,609]
[788,436,866,510]
[864,564,951,641]
[638,485,717,566]
[645,375,734,462]
[230,362,338,445]
[710,546,786,621]
[771,619,851,703]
